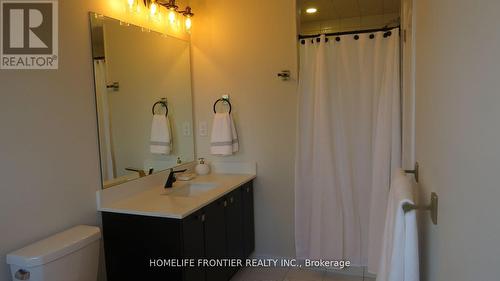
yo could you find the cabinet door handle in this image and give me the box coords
[246,187,250,192]
[230,197,234,203]
[223,200,228,207]
[201,214,206,222]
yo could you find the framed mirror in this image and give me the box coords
[89,13,194,189]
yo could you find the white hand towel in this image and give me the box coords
[150,114,172,155]
[210,113,239,156]
[376,170,419,281]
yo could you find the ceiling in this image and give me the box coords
[299,0,400,23]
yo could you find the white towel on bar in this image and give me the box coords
[150,114,172,155]
[210,113,239,156]
[376,170,419,281]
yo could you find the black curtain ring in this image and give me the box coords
[152,101,168,116]
[213,98,232,114]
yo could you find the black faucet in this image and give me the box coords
[164,168,188,188]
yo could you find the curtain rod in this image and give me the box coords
[298,25,400,40]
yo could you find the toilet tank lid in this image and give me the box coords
[6,225,101,268]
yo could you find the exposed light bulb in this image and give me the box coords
[306,7,318,14]
[168,9,176,24]
[127,0,135,8]
[185,16,192,31]
[150,2,158,16]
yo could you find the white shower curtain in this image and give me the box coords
[94,60,116,181]
[295,29,401,272]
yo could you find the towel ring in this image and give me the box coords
[213,98,232,114]
[152,101,168,116]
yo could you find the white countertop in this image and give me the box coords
[97,173,255,219]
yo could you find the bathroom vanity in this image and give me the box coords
[97,171,255,281]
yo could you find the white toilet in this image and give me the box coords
[6,225,101,281]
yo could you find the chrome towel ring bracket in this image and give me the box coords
[213,96,232,114]
[152,99,168,116]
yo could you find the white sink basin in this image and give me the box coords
[168,183,217,197]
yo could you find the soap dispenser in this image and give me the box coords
[195,158,210,175]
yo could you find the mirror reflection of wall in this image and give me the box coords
[90,13,194,189]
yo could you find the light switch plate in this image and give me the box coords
[182,122,191,136]
[199,121,208,136]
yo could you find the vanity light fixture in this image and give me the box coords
[127,0,136,9]
[149,0,158,16]
[142,0,194,29]
[164,0,179,24]
[182,6,194,31]
[185,16,192,31]
[168,8,177,24]
[306,7,318,14]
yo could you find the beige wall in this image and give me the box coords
[190,0,298,257]
[415,0,500,280]
[401,0,415,169]
[0,1,188,281]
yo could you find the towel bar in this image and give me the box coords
[404,162,419,182]
[402,192,438,225]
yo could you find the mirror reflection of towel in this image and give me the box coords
[210,113,239,156]
[150,114,172,155]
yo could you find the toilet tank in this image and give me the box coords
[6,225,101,281]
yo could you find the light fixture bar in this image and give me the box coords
[143,0,193,16]
[180,6,194,17]
[140,0,194,31]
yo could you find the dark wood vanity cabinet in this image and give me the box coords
[225,188,244,275]
[204,196,228,281]
[242,183,255,257]
[102,180,254,281]
[182,209,206,281]
[102,213,184,280]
